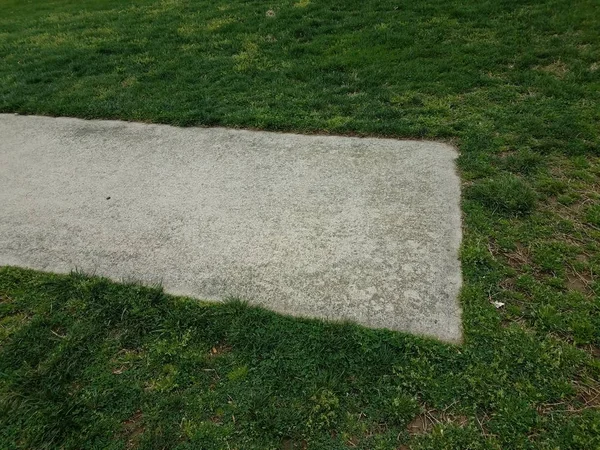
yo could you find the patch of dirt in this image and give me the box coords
[209,415,223,425]
[566,271,591,294]
[407,408,471,436]
[407,414,431,435]
[577,383,600,409]
[122,410,144,449]
[499,277,516,290]
[344,435,360,447]
[281,439,307,450]
[0,293,12,303]
[537,60,569,78]
[539,381,600,415]
[209,343,232,357]
[364,422,390,439]
[453,415,470,427]
[502,244,532,270]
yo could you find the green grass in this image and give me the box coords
[1,268,598,449]
[0,0,599,448]
[467,174,538,216]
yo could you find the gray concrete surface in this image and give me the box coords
[0,114,463,342]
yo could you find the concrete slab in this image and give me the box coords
[0,114,462,342]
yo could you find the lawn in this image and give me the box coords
[0,0,599,448]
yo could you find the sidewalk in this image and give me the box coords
[0,114,462,342]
